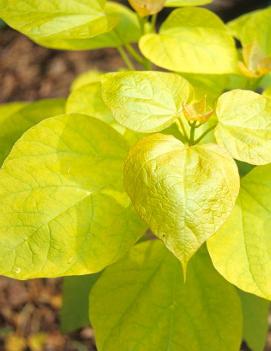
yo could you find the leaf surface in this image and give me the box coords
[139,7,238,74]
[0,0,110,42]
[208,164,271,300]
[215,89,271,165]
[239,291,269,351]
[0,114,145,279]
[90,241,242,351]
[0,98,65,165]
[124,134,240,267]
[102,71,192,133]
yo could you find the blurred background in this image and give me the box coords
[0,0,271,350]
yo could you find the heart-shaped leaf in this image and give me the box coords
[124,133,240,268]
[90,241,242,351]
[102,71,193,133]
[215,89,271,165]
[139,7,238,74]
[0,114,145,279]
[208,164,271,300]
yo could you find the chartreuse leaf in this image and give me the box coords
[215,89,271,165]
[239,291,269,351]
[35,2,141,50]
[0,0,110,43]
[0,114,145,279]
[61,273,99,333]
[124,134,240,269]
[102,71,193,133]
[139,7,238,74]
[0,98,65,166]
[165,0,212,7]
[90,241,243,351]
[208,165,271,300]
[228,7,271,55]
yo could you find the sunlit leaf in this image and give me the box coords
[0,99,65,166]
[0,114,145,279]
[90,241,242,351]
[102,71,193,133]
[35,2,141,50]
[124,134,240,269]
[208,164,271,300]
[0,0,110,42]
[215,89,271,165]
[139,7,238,74]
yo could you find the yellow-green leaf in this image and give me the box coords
[124,134,240,268]
[35,2,141,50]
[0,0,110,42]
[215,89,271,165]
[139,7,238,74]
[102,71,193,133]
[90,241,243,351]
[165,0,212,7]
[0,98,65,166]
[228,7,271,55]
[239,291,269,351]
[208,164,271,300]
[70,70,102,91]
[0,114,145,279]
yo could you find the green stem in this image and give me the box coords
[176,118,188,142]
[125,44,145,65]
[194,124,216,144]
[189,122,197,145]
[117,46,135,70]
[151,14,157,32]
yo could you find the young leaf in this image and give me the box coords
[102,71,193,133]
[61,273,99,333]
[128,0,165,17]
[34,2,141,51]
[0,114,145,279]
[90,241,243,351]
[165,0,212,7]
[139,7,238,74]
[239,291,269,351]
[208,164,271,300]
[0,98,65,166]
[70,70,102,91]
[228,7,271,56]
[124,134,240,269]
[0,0,110,42]
[215,89,271,165]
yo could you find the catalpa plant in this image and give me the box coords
[1,0,271,350]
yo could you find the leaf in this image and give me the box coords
[0,98,65,166]
[228,8,271,55]
[215,89,271,165]
[71,70,102,91]
[208,164,271,300]
[35,2,141,50]
[165,0,212,7]
[128,0,165,17]
[239,291,269,351]
[0,0,110,42]
[139,7,238,74]
[90,241,243,351]
[0,114,145,279]
[124,134,240,269]
[102,71,193,133]
[60,273,100,333]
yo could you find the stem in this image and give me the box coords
[176,118,189,142]
[189,122,197,145]
[151,14,157,32]
[137,14,146,35]
[117,46,135,70]
[125,44,145,65]
[194,124,216,144]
